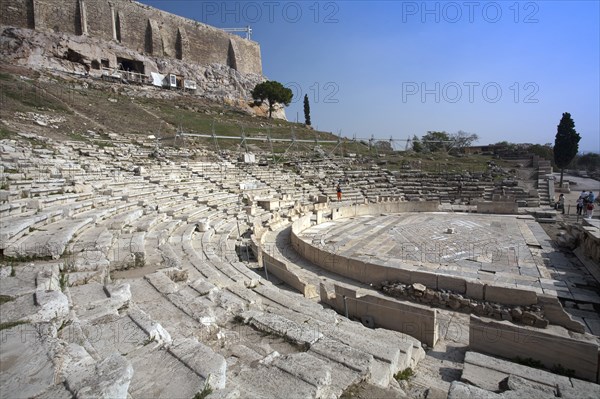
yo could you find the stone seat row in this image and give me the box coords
[0,190,149,247]
[134,261,425,397]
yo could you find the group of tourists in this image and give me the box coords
[554,190,596,218]
[577,190,597,218]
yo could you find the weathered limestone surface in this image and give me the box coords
[3,132,598,399]
[32,290,69,322]
[168,338,227,390]
[272,352,333,393]
[469,317,600,383]
[6,217,93,259]
[454,352,600,399]
[128,306,172,346]
[230,363,324,399]
[70,354,134,399]
[0,324,56,399]
[448,380,554,399]
[145,270,180,294]
[241,310,323,346]
[71,283,131,321]
[310,336,373,375]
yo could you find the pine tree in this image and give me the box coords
[251,81,293,119]
[553,112,581,187]
[303,94,311,126]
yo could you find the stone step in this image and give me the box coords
[168,337,227,389]
[230,362,326,399]
[240,310,323,347]
[252,284,330,322]
[5,216,94,259]
[145,271,180,294]
[459,351,600,398]
[34,384,73,399]
[127,344,204,399]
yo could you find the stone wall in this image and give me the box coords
[2,0,35,29]
[581,224,600,263]
[476,200,518,214]
[320,283,439,347]
[0,0,262,75]
[262,245,318,299]
[470,315,600,383]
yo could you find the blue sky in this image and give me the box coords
[139,1,600,153]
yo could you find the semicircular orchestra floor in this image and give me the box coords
[297,212,600,305]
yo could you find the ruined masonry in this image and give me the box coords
[1,132,599,398]
[1,0,262,75]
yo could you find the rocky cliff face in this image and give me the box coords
[0,26,286,120]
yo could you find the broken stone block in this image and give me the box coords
[168,338,227,390]
[128,307,172,346]
[78,354,133,399]
[32,290,69,322]
[412,283,426,293]
[272,352,334,397]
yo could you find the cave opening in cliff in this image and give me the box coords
[65,49,85,64]
[117,57,145,75]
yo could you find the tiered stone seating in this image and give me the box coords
[389,170,496,203]
[7,135,569,398]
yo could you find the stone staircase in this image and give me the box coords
[535,158,553,206]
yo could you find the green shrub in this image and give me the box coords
[394,367,414,381]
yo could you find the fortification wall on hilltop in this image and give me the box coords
[0,0,262,75]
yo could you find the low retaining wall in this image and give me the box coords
[250,227,318,299]
[262,252,318,299]
[581,224,600,263]
[476,201,518,214]
[469,315,600,383]
[321,283,439,347]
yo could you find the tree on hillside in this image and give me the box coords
[529,143,554,164]
[576,153,600,172]
[303,94,311,126]
[374,140,393,152]
[251,81,293,119]
[449,131,479,153]
[422,131,451,152]
[411,135,423,152]
[553,112,581,187]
